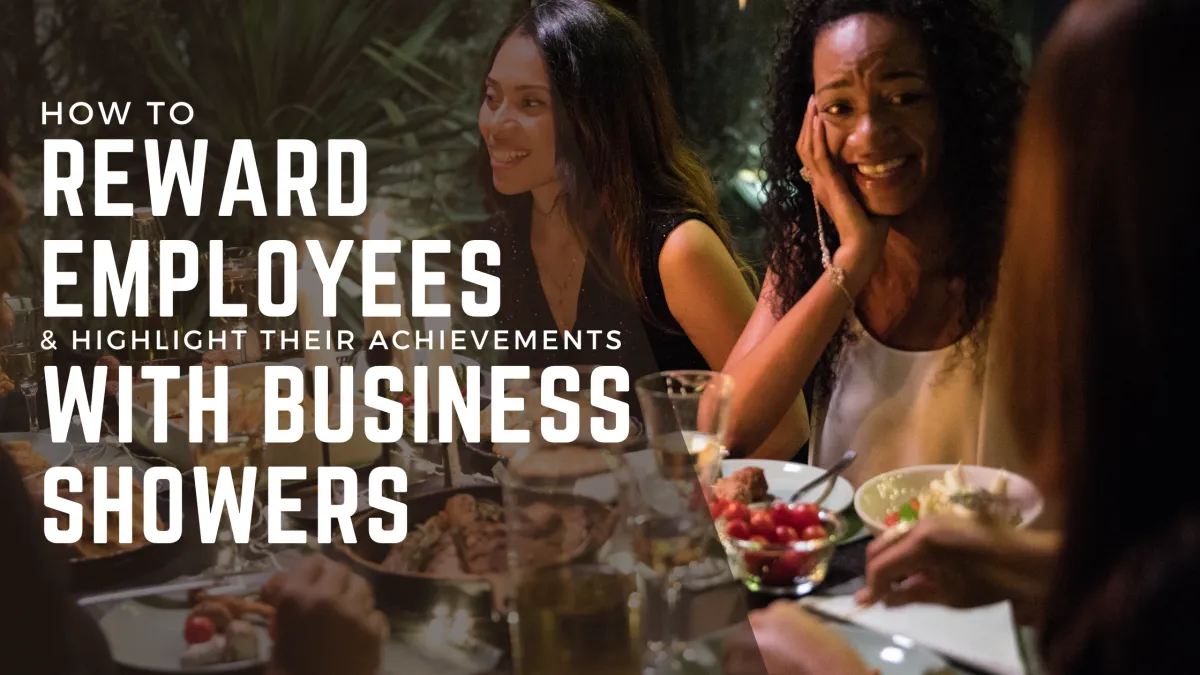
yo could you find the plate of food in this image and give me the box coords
[854,463,1044,536]
[335,484,617,647]
[98,575,282,673]
[717,459,855,515]
[7,438,191,592]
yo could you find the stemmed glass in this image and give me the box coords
[191,431,266,575]
[1,297,51,433]
[215,246,262,363]
[631,370,735,672]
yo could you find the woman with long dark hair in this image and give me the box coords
[722,0,1025,475]
[726,1,1200,673]
[477,0,810,456]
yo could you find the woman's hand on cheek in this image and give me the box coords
[795,97,887,289]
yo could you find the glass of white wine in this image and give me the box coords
[1,297,51,433]
[500,432,642,675]
[191,431,265,575]
[633,370,735,672]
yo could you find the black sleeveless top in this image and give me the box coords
[478,209,710,383]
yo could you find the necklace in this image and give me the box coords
[539,252,581,331]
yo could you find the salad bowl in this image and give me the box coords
[854,464,1044,536]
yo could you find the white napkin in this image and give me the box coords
[801,595,1026,675]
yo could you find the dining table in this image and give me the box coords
[20,414,1037,675]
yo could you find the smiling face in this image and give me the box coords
[478,33,559,196]
[812,13,942,216]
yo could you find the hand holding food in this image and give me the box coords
[856,515,1060,621]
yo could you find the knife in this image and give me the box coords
[76,569,276,607]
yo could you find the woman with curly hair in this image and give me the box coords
[728,2,1200,673]
[723,0,1026,482]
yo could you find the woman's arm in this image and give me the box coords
[720,244,876,456]
[659,220,810,458]
[721,98,888,457]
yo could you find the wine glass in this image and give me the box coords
[1,297,51,433]
[191,431,265,575]
[215,246,262,363]
[632,370,735,672]
[499,434,641,675]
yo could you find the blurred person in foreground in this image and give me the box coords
[0,177,385,674]
[724,0,1200,673]
[476,0,810,458]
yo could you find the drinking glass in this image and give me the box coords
[632,370,735,672]
[500,433,642,675]
[1,297,51,433]
[215,246,262,362]
[191,431,265,574]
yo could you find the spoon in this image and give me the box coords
[788,449,857,504]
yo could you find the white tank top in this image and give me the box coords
[809,314,1022,488]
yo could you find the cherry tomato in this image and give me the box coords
[709,498,729,521]
[774,525,799,544]
[789,503,822,531]
[801,524,828,541]
[781,550,812,576]
[725,519,751,540]
[398,392,415,406]
[769,502,794,525]
[884,511,900,528]
[749,511,776,539]
[744,535,771,572]
[761,556,798,585]
[184,616,216,645]
[722,502,751,523]
[909,498,921,511]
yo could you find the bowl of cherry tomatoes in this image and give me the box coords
[713,499,844,596]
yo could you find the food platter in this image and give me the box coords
[3,434,193,592]
[0,431,74,468]
[334,483,618,648]
[127,362,380,469]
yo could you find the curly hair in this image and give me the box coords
[762,0,1025,397]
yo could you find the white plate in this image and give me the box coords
[721,458,855,514]
[688,619,958,675]
[98,592,271,674]
[0,431,74,467]
[830,623,958,674]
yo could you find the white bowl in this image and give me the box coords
[854,464,1044,536]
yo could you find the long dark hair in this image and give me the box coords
[762,0,1024,396]
[993,0,1200,672]
[478,0,753,320]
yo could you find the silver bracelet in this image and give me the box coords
[811,186,856,307]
